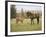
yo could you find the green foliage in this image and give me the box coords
[11,5,16,18]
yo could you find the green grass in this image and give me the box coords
[10,19,42,32]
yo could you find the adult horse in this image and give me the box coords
[26,11,40,24]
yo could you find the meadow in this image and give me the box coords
[10,18,42,32]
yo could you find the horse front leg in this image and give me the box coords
[31,18,34,25]
[16,19,19,24]
[37,18,39,24]
[31,19,33,24]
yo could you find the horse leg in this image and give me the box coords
[33,19,34,24]
[31,19,32,24]
[16,20,19,24]
[31,19,33,24]
[37,18,39,24]
[21,20,23,23]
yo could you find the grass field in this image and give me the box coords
[10,18,42,32]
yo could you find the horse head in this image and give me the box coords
[26,11,32,18]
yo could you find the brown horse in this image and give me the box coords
[26,11,40,24]
[16,15,24,24]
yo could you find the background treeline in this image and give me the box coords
[11,5,16,18]
[10,5,42,19]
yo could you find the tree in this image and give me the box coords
[21,8,24,17]
[11,5,16,18]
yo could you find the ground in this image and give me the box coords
[10,18,42,32]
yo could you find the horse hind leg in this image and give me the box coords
[37,18,39,24]
[31,19,32,24]
[21,20,23,23]
[16,20,19,24]
[33,20,34,24]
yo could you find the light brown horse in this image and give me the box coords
[16,15,24,24]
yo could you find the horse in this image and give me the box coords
[16,15,24,24]
[26,11,40,24]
